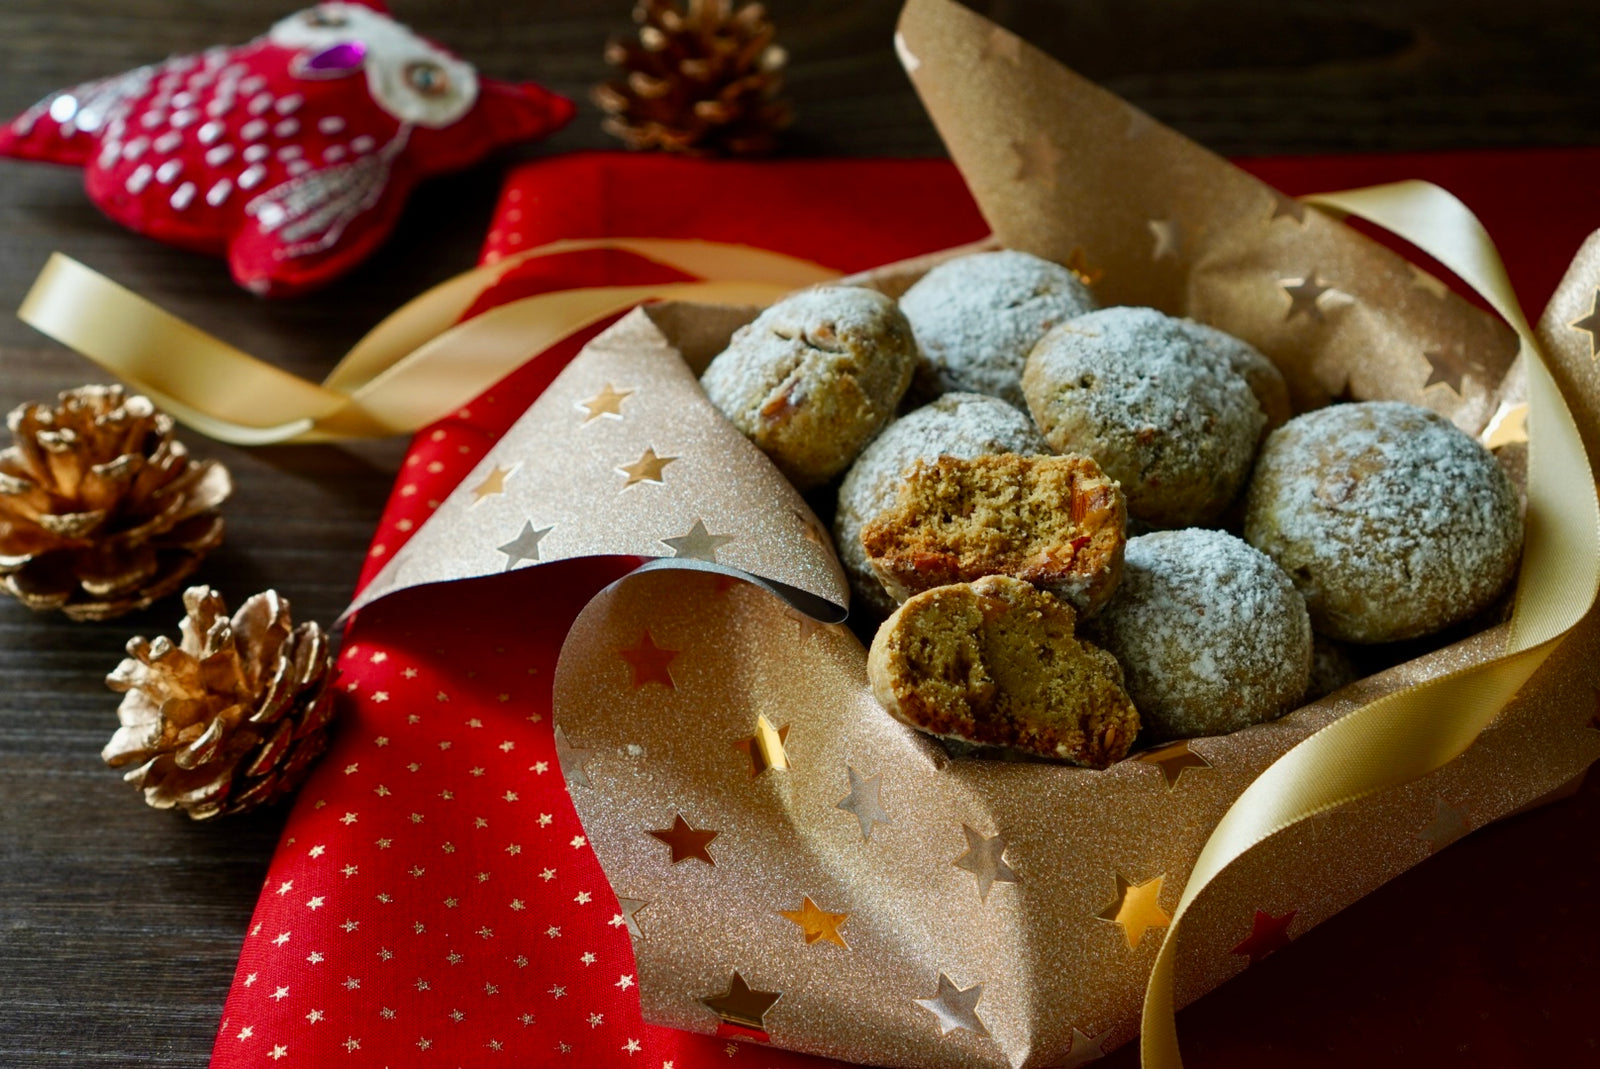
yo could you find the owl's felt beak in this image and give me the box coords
[477,78,576,144]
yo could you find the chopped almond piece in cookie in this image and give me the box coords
[866,575,1139,767]
[860,453,1126,616]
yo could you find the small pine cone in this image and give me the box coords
[596,0,793,156]
[0,385,231,621]
[102,586,337,820]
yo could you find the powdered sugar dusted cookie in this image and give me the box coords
[700,285,918,489]
[1174,317,1292,435]
[835,393,1047,618]
[1244,401,1523,643]
[899,250,1096,408]
[867,575,1138,767]
[1023,306,1266,527]
[1085,529,1311,741]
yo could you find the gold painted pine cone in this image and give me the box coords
[0,385,231,621]
[102,586,337,821]
[595,0,793,156]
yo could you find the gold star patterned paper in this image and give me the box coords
[953,824,1020,902]
[1136,739,1213,790]
[914,973,989,1037]
[778,895,849,948]
[347,303,848,621]
[836,765,891,841]
[646,814,718,865]
[1538,238,1600,468]
[699,971,781,1031]
[1096,873,1170,949]
[732,714,790,775]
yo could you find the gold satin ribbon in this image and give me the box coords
[16,238,840,444]
[1141,182,1600,1067]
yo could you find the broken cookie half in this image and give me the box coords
[866,575,1139,768]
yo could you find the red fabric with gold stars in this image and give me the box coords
[210,148,1600,1068]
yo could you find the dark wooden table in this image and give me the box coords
[1,2,1597,1066]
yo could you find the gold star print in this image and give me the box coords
[1570,289,1600,361]
[1280,272,1331,322]
[1136,739,1212,790]
[470,464,514,503]
[953,824,1020,902]
[913,973,988,1037]
[1482,401,1529,450]
[1417,797,1471,850]
[498,521,553,570]
[617,446,676,488]
[1409,264,1451,299]
[1065,247,1105,286]
[732,714,790,775]
[1055,1026,1113,1068]
[578,383,633,424]
[786,606,826,643]
[1147,218,1182,261]
[1422,347,1470,395]
[778,895,849,948]
[646,813,718,865]
[1097,873,1170,949]
[793,507,828,547]
[616,897,647,938]
[660,518,735,562]
[618,630,678,689]
[553,725,595,788]
[1230,908,1296,965]
[1269,192,1307,225]
[700,971,780,1030]
[1011,132,1062,185]
[836,765,891,841]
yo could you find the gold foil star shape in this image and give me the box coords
[1052,1025,1112,1068]
[1409,264,1451,299]
[732,715,790,775]
[1281,272,1331,322]
[1482,401,1529,450]
[836,765,890,841]
[778,895,849,948]
[1417,797,1471,850]
[618,630,677,690]
[700,971,780,1030]
[646,813,717,865]
[1097,873,1170,949]
[1147,218,1182,261]
[660,518,735,562]
[616,897,647,938]
[953,824,1020,902]
[1230,908,1296,965]
[470,464,514,503]
[1136,739,1213,790]
[1570,289,1600,361]
[913,973,989,1037]
[553,725,595,787]
[579,383,632,423]
[1269,192,1307,225]
[498,521,553,570]
[617,446,676,488]
[1011,132,1062,186]
[1065,247,1105,286]
[1422,347,1470,394]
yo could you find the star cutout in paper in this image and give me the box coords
[617,446,676,488]
[646,814,718,865]
[700,971,780,1030]
[732,715,790,775]
[553,725,595,788]
[615,897,648,939]
[1281,272,1331,322]
[1409,264,1451,300]
[1097,873,1170,949]
[1065,247,1105,286]
[778,895,849,948]
[913,973,989,1037]
[1269,192,1307,225]
[661,518,735,562]
[1231,908,1296,965]
[470,464,514,503]
[1482,401,1529,450]
[836,765,891,841]
[498,521,553,570]
[1136,739,1212,790]
[1049,1025,1112,1068]
[1011,132,1062,185]
[1147,218,1182,261]
[1422,347,1471,395]
[1570,289,1600,361]
[954,824,1020,901]
[1417,797,1471,850]
[618,630,678,690]
[579,383,633,423]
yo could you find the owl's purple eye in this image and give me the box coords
[404,60,451,97]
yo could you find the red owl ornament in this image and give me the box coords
[0,1,573,296]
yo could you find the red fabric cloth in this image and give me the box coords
[210,149,1600,1069]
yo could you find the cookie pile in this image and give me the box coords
[697,250,1523,767]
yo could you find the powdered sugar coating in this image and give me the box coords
[899,250,1096,408]
[1172,317,1292,433]
[1244,401,1523,644]
[1085,529,1311,741]
[700,285,917,489]
[1023,306,1266,527]
[835,393,1047,618]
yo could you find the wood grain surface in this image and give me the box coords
[0,2,1596,1066]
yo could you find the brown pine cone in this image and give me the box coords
[0,385,231,621]
[595,0,793,156]
[102,586,337,821]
